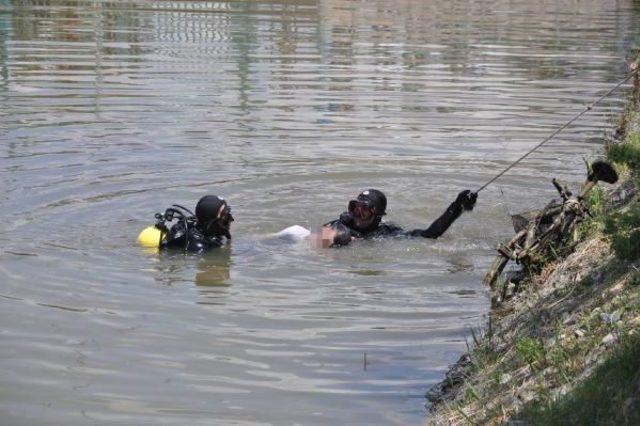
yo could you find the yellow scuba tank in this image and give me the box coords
[137,225,164,248]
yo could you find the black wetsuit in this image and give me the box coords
[328,198,465,240]
[160,221,226,253]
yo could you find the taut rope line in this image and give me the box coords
[475,68,639,193]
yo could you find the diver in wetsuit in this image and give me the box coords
[321,189,477,246]
[138,195,234,253]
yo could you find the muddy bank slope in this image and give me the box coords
[427,66,640,425]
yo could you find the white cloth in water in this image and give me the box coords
[275,225,311,241]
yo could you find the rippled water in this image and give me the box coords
[1,0,639,424]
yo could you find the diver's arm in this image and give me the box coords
[407,190,477,239]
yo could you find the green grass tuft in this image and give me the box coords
[604,202,640,261]
[578,186,608,238]
[518,335,640,426]
[516,337,546,368]
[607,131,640,182]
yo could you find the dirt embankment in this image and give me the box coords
[427,63,640,425]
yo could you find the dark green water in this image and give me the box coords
[1,0,639,424]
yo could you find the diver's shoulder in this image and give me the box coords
[378,222,403,232]
[363,222,403,238]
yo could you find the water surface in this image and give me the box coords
[1,0,639,424]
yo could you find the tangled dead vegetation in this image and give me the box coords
[427,58,640,426]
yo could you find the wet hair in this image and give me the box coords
[330,222,352,246]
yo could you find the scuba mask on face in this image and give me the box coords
[203,205,234,240]
[348,200,376,221]
[341,189,387,233]
[195,195,234,240]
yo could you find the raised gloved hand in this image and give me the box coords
[455,190,477,211]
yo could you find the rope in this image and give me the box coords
[475,68,639,193]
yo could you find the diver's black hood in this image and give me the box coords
[195,195,227,223]
[355,189,387,216]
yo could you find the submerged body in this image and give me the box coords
[275,225,312,241]
[275,224,345,248]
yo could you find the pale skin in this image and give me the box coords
[309,225,338,249]
[309,224,356,248]
[309,203,377,248]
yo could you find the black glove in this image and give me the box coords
[455,190,477,211]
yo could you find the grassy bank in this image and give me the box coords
[518,334,640,425]
[427,67,640,425]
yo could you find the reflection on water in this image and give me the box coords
[195,249,232,287]
[146,248,232,288]
[1,0,640,424]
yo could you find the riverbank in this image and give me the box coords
[427,64,640,425]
